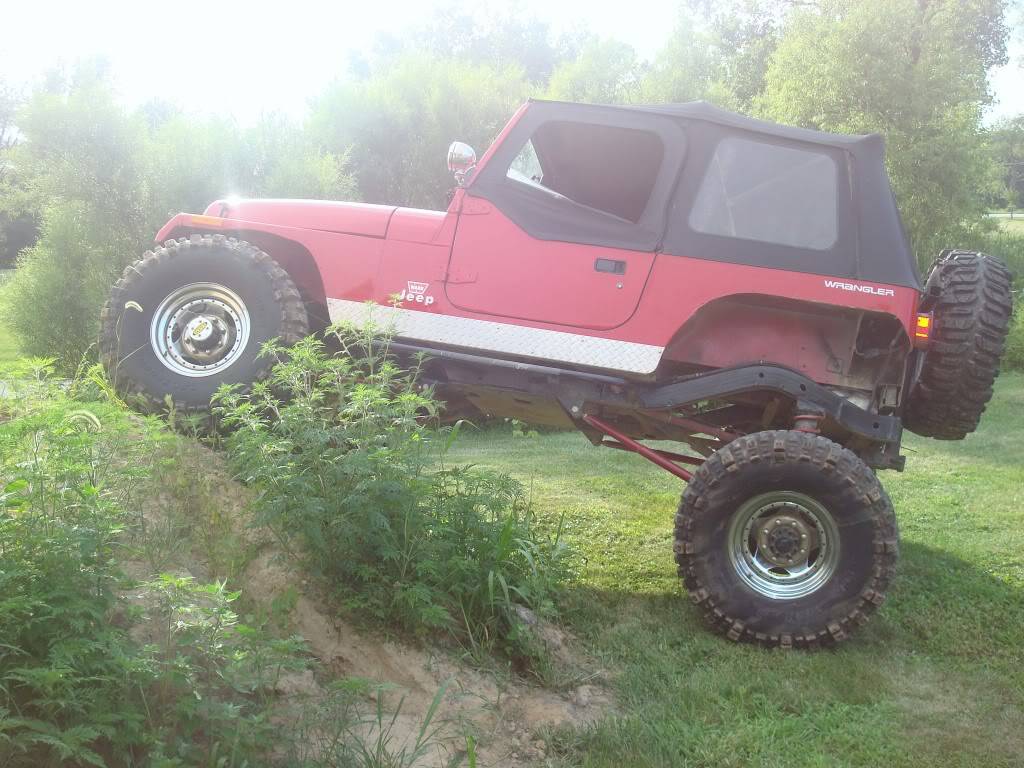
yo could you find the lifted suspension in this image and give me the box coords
[582,414,701,482]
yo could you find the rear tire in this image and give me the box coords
[674,431,898,649]
[100,234,308,414]
[904,250,1013,440]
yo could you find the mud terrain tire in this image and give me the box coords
[100,235,307,413]
[674,430,898,649]
[904,250,1013,440]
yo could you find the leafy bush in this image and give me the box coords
[0,365,310,767]
[309,53,528,209]
[214,325,570,657]
[129,574,309,767]
[1004,309,1024,372]
[1,204,128,367]
[960,225,1024,289]
[0,384,151,765]
[0,65,356,373]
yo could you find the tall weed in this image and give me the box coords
[0,364,312,766]
[214,324,571,659]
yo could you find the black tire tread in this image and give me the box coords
[904,250,1013,440]
[99,234,308,413]
[673,430,899,649]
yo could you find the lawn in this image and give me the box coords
[996,217,1024,235]
[0,325,17,364]
[447,374,1024,768]
[0,271,17,363]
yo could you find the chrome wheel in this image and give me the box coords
[727,491,840,600]
[150,283,250,377]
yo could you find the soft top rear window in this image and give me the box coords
[689,136,838,251]
[506,121,664,223]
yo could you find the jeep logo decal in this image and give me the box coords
[399,280,435,306]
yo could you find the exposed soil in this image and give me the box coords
[127,440,613,767]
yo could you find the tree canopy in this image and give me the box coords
[759,0,1009,258]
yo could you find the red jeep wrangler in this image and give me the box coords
[101,100,1014,647]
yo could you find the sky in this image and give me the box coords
[2,0,1022,125]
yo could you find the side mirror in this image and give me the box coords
[447,141,477,186]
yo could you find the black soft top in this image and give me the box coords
[471,99,922,290]
[617,100,876,148]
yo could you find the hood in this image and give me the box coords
[204,198,396,238]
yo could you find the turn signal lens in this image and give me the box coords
[913,313,932,348]
[189,215,225,227]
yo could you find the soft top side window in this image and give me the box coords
[505,121,665,224]
[688,136,839,251]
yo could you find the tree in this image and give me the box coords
[546,38,642,104]
[986,115,1024,210]
[0,81,20,179]
[700,0,785,111]
[638,11,726,106]
[639,2,784,110]
[242,114,358,201]
[1,63,356,369]
[759,0,1009,264]
[0,212,37,269]
[412,4,579,84]
[144,110,356,218]
[1,66,164,365]
[310,54,528,209]
[0,79,37,266]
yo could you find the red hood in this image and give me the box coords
[203,198,396,238]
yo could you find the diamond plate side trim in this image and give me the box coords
[326,299,664,374]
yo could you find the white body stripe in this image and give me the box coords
[327,299,664,374]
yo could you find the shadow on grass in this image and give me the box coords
[542,539,1024,768]
[878,539,1024,658]
[559,538,1024,662]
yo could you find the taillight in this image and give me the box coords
[913,313,932,349]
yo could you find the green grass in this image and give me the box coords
[447,374,1024,768]
[0,324,18,363]
[997,217,1024,235]
[0,270,17,362]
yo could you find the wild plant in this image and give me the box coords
[0,362,311,766]
[284,679,458,768]
[214,322,571,660]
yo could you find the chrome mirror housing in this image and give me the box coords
[446,141,477,185]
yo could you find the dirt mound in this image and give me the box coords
[246,549,611,765]
[139,440,613,766]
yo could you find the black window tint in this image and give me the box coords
[506,121,664,223]
[689,137,838,250]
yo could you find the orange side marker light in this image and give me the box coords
[189,215,225,227]
[913,313,932,348]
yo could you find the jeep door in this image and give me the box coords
[446,104,686,331]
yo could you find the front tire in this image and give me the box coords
[100,234,308,413]
[674,431,898,648]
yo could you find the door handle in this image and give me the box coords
[594,258,626,274]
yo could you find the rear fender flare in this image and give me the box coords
[659,293,911,390]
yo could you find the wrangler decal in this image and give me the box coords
[823,279,896,297]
